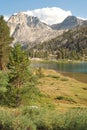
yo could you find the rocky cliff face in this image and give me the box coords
[7,12,62,46]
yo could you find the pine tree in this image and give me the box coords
[7,44,30,88]
[0,16,13,70]
[6,44,31,107]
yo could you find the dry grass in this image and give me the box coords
[36,69,87,109]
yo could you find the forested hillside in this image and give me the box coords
[29,25,87,60]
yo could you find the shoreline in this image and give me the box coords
[30,58,87,63]
[31,58,87,83]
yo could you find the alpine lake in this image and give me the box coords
[31,60,87,83]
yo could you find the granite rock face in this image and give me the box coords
[7,12,62,47]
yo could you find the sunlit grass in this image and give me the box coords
[36,69,87,109]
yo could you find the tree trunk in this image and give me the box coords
[0,45,3,70]
[0,58,3,70]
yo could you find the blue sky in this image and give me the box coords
[0,0,87,24]
[0,0,87,17]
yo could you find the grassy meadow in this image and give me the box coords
[36,69,87,109]
[0,68,87,130]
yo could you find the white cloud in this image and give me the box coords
[77,16,87,20]
[4,7,72,24]
[24,7,72,25]
[4,15,10,21]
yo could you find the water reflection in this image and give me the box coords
[32,61,87,73]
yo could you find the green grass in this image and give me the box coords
[36,69,87,109]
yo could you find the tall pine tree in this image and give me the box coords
[7,44,30,88]
[0,16,13,70]
[6,44,32,107]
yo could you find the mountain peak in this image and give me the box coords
[8,12,49,28]
[51,16,84,30]
[7,12,60,46]
[63,16,83,25]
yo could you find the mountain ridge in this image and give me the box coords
[7,12,62,46]
[51,16,84,30]
[7,12,87,49]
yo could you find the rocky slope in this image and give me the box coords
[51,16,84,30]
[7,12,62,47]
[31,25,87,60]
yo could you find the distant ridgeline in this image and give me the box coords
[28,25,87,60]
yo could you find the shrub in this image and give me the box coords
[36,67,44,78]
[0,109,14,130]
[47,74,60,79]
[56,96,65,100]
[0,71,8,88]
[55,96,76,103]
[13,115,36,130]
[0,107,87,130]
[5,85,21,107]
[62,108,87,130]
[60,78,68,81]
[0,71,8,105]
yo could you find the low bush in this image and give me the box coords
[0,109,14,130]
[60,78,68,81]
[47,74,60,79]
[36,67,44,78]
[55,96,76,103]
[0,107,87,130]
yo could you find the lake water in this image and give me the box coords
[31,61,87,83]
